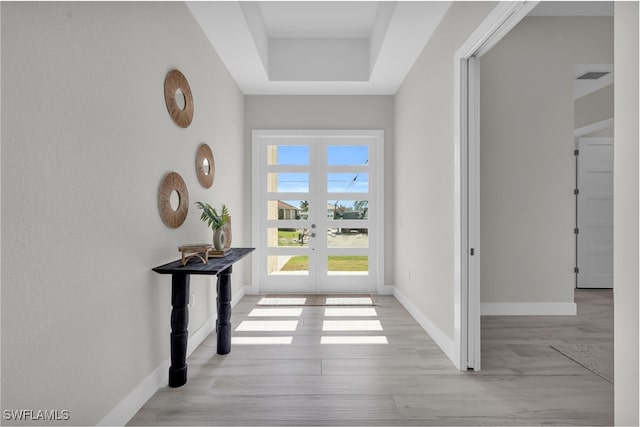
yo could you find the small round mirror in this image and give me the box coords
[175,89,186,111]
[169,190,180,211]
[195,143,214,188]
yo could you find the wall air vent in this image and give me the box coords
[576,71,611,80]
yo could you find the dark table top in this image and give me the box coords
[152,247,255,275]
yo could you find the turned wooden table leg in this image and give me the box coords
[216,266,233,354]
[169,273,189,387]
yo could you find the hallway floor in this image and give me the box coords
[128,290,613,426]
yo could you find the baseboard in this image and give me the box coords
[379,284,395,295]
[232,284,247,304]
[98,286,246,426]
[392,287,456,364]
[481,302,577,316]
[240,284,256,295]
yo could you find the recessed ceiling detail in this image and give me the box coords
[187,1,613,95]
[186,1,452,95]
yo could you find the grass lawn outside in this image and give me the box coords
[327,256,369,271]
[281,256,368,272]
[278,229,305,247]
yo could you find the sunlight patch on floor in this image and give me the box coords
[258,297,307,305]
[232,336,293,345]
[320,336,388,344]
[325,297,373,305]
[322,320,383,331]
[324,307,377,317]
[248,308,303,317]
[235,320,299,332]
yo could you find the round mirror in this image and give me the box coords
[195,143,215,188]
[175,89,186,111]
[169,190,180,211]
[164,69,194,128]
[158,172,189,228]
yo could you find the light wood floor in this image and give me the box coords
[128,289,613,426]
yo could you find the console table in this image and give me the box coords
[152,247,254,387]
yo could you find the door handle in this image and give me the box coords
[310,233,316,238]
[311,224,316,229]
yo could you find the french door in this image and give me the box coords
[252,130,384,294]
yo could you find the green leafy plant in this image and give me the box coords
[195,202,229,230]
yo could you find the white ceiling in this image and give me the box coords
[186,1,614,96]
[259,2,380,38]
[186,1,452,95]
[529,1,613,16]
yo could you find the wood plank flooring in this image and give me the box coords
[128,290,613,426]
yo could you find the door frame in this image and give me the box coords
[453,1,539,371]
[251,129,385,295]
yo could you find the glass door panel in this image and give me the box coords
[267,173,309,193]
[266,255,309,275]
[327,173,369,193]
[268,145,309,165]
[327,145,369,165]
[327,229,368,248]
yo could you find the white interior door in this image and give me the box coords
[252,130,383,294]
[576,137,613,288]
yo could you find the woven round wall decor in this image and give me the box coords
[196,143,215,188]
[158,172,189,228]
[164,69,194,128]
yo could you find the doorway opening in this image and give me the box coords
[455,1,540,371]
[458,2,614,371]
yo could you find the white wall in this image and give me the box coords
[575,84,614,129]
[393,2,496,353]
[613,3,639,424]
[245,95,394,286]
[1,2,245,424]
[479,17,613,307]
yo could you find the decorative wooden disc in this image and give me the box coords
[158,172,189,228]
[164,69,194,128]
[196,143,215,188]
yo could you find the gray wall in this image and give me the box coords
[613,3,639,424]
[245,95,395,285]
[479,16,613,305]
[1,2,246,424]
[575,84,614,129]
[394,1,496,343]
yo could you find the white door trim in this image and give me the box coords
[251,129,385,295]
[453,1,539,371]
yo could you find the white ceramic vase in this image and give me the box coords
[213,228,226,250]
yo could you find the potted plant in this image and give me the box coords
[195,202,230,250]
